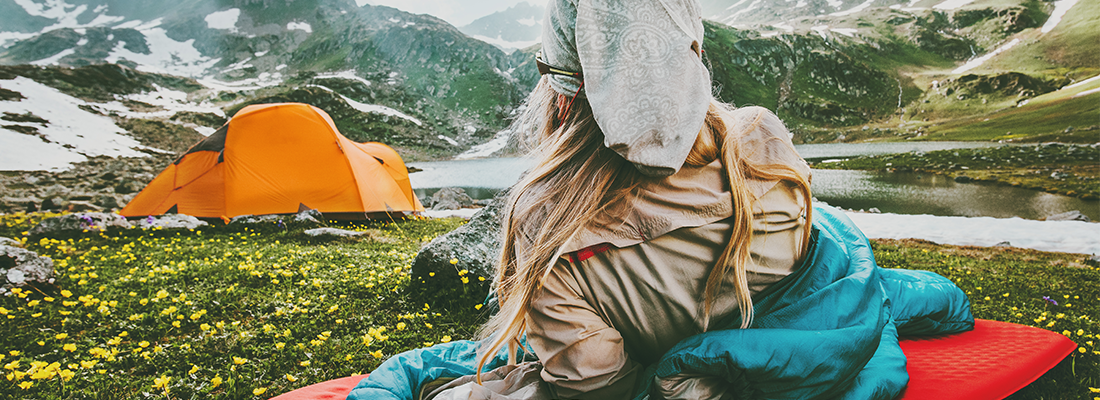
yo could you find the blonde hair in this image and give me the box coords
[475,78,812,378]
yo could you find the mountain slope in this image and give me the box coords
[460,2,544,53]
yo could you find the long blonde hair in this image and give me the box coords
[475,78,812,377]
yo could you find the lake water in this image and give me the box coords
[408,142,1098,221]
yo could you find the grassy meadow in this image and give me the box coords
[0,213,481,399]
[0,213,1097,399]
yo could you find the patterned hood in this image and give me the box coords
[542,0,712,177]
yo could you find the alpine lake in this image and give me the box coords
[409,142,1100,221]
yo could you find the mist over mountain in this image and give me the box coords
[0,0,1096,173]
[460,2,544,53]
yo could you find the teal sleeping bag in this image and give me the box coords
[347,205,973,400]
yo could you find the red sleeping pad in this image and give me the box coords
[897,319,1076,400]
[270,319,1076,400]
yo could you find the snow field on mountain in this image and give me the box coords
[205,9,241,33]
[846,211,1100,255]
[306,84,424,126]
[0,77,149,170]
[0,75,227,170]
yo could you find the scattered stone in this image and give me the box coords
[304,228,366,238]
[93,194,120,210]
[431,187,474,210]
[993,241,1012,247]
[1,245,55,290]
[953,175,972,183]
[1042,210,1090,222]
[229,209,325,229]
[293,209,324,227]
[135,214,209,230]
[412,193,505,286]
[28,213,132,237]
[867,207,881,213]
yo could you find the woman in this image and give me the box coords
[350,0,972,398]
[457,0,812,397]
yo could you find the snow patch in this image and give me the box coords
[0,31,36,49]
[105,20,221,77]
[31,48,74,65]
[197,74,283,92]
[307,85,423,126]
[517,17,539,26]
[952,38,1020,74]
[287,21,312,33]
[1040,0,1079,34]
[0,77,151,171]
[254,51,268,57]
[826,0,843,9]
[845,210,1100,254]
[811,25,830,40]
[832,28,858,37]
[470,34,541,53]
[75,37,87,46]
[1074,87,1100,98]
[205,9,240,33]
[456,129,511,159]
[721,0,762,24]
[422,208,480,219]
[315,70,372,87]
[437,135,459,146]
[933,0,976,10]
[831,0,873,15]
[1062,74,1100,90]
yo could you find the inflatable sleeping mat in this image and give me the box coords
[269,319,1077,400]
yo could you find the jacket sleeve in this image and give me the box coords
[526,259,643,399]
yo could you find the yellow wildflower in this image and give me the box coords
[189,365,200,374]
[233,356,248,365]
[286,374,298,382]
[211,375,223,388]
[299,360,311,367]
[253,387,267,396]
[18,381,32,390]
[370,350,383,359]
[55,333,68,340]
[63,343,77,352]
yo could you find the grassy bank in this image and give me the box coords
[813,143,1100,200]
[1,213,1097,399]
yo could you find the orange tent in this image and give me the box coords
[120,103,424,220]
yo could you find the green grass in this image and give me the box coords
[871,239,1098,400]
[0,213,479,399]
[1,213,1097,399]
[812,143,1100,199]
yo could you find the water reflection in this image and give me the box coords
[793,141,1009,162]
[811,169,1100,221]
[407,156,1099,221]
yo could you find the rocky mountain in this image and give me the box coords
[460,2,544,53]
[0,0,1096,179]
[0,0,537,167]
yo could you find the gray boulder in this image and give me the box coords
[0,237,21,247]
[412,194,505,286]
[28,213,133,237]
[431,187,474,210]
[229,209,324,229]
[1,245,55,290]
[135,214,209,230]
[1043,210,1090,222]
